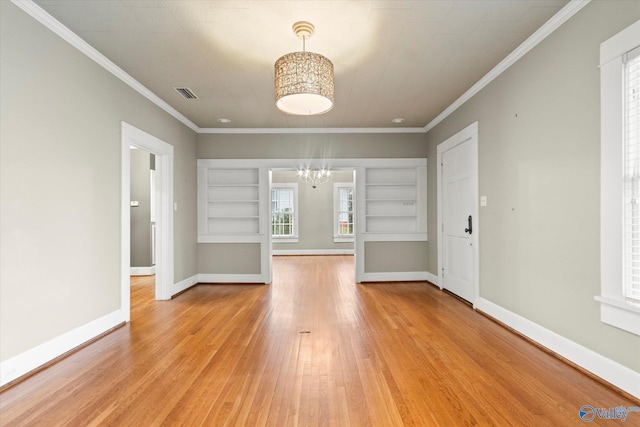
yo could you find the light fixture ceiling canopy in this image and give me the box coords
[275,21,334,116]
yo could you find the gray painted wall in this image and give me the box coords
[0,2,197,361]
[272,170,354,251]
[365,242,428,273]
[198,244,262,275]
[197,133,428,159]
[130,149,152,267]
[425,1,640,371]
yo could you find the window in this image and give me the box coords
[598,19,640,336]
[624,46,640,301]
[334,183,354,242]
[271,184,298,242]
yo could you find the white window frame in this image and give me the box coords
[598,19,640,336]
[334,182,354,243]
[271,183,298,243]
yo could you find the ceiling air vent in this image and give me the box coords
[173,87,198,99]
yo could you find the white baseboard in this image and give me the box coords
[425,271,441,288]
[475,298,640,399]
[172,274,199,296]
[361,271,428,282]
[272,249,354,256]
[0,310,125,387]
[130,266,156,276]
[198,273,266,284]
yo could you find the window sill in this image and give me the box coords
[333,235,354,243]
[272,237,299,243]
[594,296,640,336]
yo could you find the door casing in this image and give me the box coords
[437,122,479,306]
[121,122,174,321]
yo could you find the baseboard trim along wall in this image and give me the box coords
[475,297,640,399]
[361,271,428,282]
[172,274,199,296]
[130,266,156,276]
[272,249,354,256]
[425,271,441,288]
[1,273,203,388]
[0,310,126,388]
[197,274,266,284]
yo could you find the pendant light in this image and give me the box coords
[274,21,334,115]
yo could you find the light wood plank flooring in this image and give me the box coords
[0,255,636,426]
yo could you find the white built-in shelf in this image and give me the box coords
[364,167,425,234]
[198,167,263,241]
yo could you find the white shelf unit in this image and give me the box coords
[364,167,425,234]
[198,167,262,242]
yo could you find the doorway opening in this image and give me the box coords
[129,147,156,278]
[121,122,174,321]
[269,168,356,263]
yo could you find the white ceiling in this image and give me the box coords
[33,0,569,129]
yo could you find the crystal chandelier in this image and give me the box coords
[298,168,331,188]
[274,21,334,115]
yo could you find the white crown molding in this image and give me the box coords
[11,0,199,133]
[13,0,589,136]
[197,127,427,134]
[424,0,591,133]
[197,158,427,169]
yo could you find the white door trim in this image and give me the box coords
[437,122,479,305]
[121,122,174,316]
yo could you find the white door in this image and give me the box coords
[438,123,478,303]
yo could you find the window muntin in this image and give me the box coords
[337,187,354,236]
[333,183,354,242]
[271,186,297,238]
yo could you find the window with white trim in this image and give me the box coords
[334,183,354,242]
[624,46,640,301]
[598,19,640,336]
[271,184,298,242]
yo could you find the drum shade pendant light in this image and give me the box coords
[275,21,334,115]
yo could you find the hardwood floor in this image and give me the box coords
[0,255,636,426]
